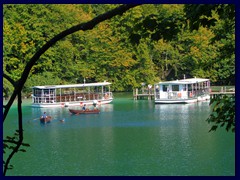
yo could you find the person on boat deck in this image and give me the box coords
[82,104,86,110]
[93,100,98,110]
[42,112,47,119]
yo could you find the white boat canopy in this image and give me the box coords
[32,82,112,89]
[157,78,209,85]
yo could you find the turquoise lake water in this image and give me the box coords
[3,92,235,176]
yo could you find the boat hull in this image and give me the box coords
[40,116,52,123]
[69,109,100,115]
[155,98,198,104]
[155,94,210,104]
[32,98,113,108]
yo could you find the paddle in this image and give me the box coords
[33,117,40,121]
[27,117,40,123]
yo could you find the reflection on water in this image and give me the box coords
[4,97,235,176]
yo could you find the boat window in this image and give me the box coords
[44,90,48,95]
[104,86,110,92]
[163,85,168,92]
[188,84,192,91]
[34,89,42,96]
[172,85,179,91]
[182,84,187,91]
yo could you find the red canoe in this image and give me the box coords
[69,109,100,115]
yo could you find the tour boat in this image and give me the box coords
[69,109,100,115]
[31,82,113,108]
[154,78,211,104]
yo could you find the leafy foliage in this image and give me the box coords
[3,130,30,170]
[184,4,235,85]
[3,4,235,97]
[206,95,235,132]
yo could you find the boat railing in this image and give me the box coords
[168,92,179,99]
[33,91,113,103]
[33,96,55,103]
[187,89,209,98]
[155,91,196,100]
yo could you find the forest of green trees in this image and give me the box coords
[3,4,235,174]
[3,4,235,98]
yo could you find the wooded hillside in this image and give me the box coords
[3,4,235,97]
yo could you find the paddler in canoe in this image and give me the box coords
[40,112,52,123]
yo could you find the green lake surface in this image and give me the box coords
[3,92,235,176]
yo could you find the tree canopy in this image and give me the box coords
[3,4,235,98]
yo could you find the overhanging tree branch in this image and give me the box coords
[3,74,16,87]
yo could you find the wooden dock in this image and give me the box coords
[210,91,235,99]
[133,93,155,100]
[133,88,154,100]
